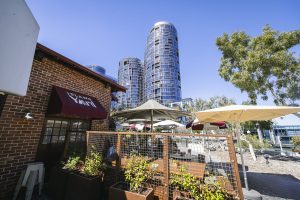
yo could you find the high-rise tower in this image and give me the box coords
[117,58,143,109]
[144,21,182,105]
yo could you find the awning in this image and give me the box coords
[47,86,107,119]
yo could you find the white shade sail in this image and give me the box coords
[153,120,185,127]
[195,105,300,123]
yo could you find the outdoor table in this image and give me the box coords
[170,153,196,161]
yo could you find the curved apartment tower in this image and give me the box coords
[117,58,143,109]
[144,21,182,105]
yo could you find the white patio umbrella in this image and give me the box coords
[112,100,191,132]
[195,105,300,191]
[153,120,185,127]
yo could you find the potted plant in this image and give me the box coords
[170,166,228,200]
[109,154,154,200]
[65,150,106,200]
[47,156,81,200]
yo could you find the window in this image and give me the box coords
[41,119,89,144]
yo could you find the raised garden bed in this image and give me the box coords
[46,166,71,200]
[109,181,154,200]
[65,172,103,200]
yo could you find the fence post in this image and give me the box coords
[227,134,244,200]
[116,134,121,169]
[163,135,169,200]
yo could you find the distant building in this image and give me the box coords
[144,21,182,105]
[86,65,119,110]
[86,65,106,75]
[117,58,143,109]
[168,98,193,111]
[273,125,300,147]
[168,98,193,125]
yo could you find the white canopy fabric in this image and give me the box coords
[194,104,300,191]
[195,105,300,123]
[153,120,185,127]
[127,118,161,123]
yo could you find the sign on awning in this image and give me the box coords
[47,86,107,119]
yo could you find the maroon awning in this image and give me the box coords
[186,120,227,130]
[47,86,107,119]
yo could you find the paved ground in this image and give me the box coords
[238,153,300,200]
[240,172,300,200]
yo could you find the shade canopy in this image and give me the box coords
[153,120,185,127]
[195,105,300,123]
[112,99,191,120]
[127,118,161,123]
[47,86,107,119]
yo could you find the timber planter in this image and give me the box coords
[109,182,154,200]
[172,189,193,200]
[47,166,71,200]
[65,172,103,200]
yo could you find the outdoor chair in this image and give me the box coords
[197,154,206,163]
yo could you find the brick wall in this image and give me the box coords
[0,56,112,199]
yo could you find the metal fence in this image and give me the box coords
[86,131,243,200]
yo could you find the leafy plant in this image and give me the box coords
[63,156,81,171]
[291,136,300,147]
[170,166,228,200]
[124,154,154,193]
[171,166,200,200]
[240,134,270,149]
[216,25,300,107]
[83,151,106,176]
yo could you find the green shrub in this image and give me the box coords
[291,136,300,147]
[63,156,81,171]
[124,154,154,193]
[170,166,228,200]
[83,151,105,176]
[240,134,270,149]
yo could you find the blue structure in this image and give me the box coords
[273,125,300,146]
[117,58,143,109]
[86,65,118,110]
[144,21,182,105]
[86,65,106,75]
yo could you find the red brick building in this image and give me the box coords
[0,43,125,199]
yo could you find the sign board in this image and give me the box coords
[0,0,39,96]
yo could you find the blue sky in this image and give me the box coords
[26,0,300,104]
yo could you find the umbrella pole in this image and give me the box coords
[150,109,153,133]
[236,123,249,190]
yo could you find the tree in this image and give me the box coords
[183,96,236,112]
[216,25,300,106]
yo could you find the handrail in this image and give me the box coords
[87,131,231,138]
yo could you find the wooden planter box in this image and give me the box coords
[172,190,193,200]
[65,172,103,200]
[46,167,70,200]
[109,182,154,200]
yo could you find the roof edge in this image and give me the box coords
[35,43,126,92]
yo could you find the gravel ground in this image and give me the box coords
[237,152,300,200]
[237,152,300,180]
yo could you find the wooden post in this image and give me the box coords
[227,134,244,200]
[151,109,153,133]
[163,135,169,200]
[116,134,122,169]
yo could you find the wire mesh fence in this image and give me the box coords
[86,131,243,200]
